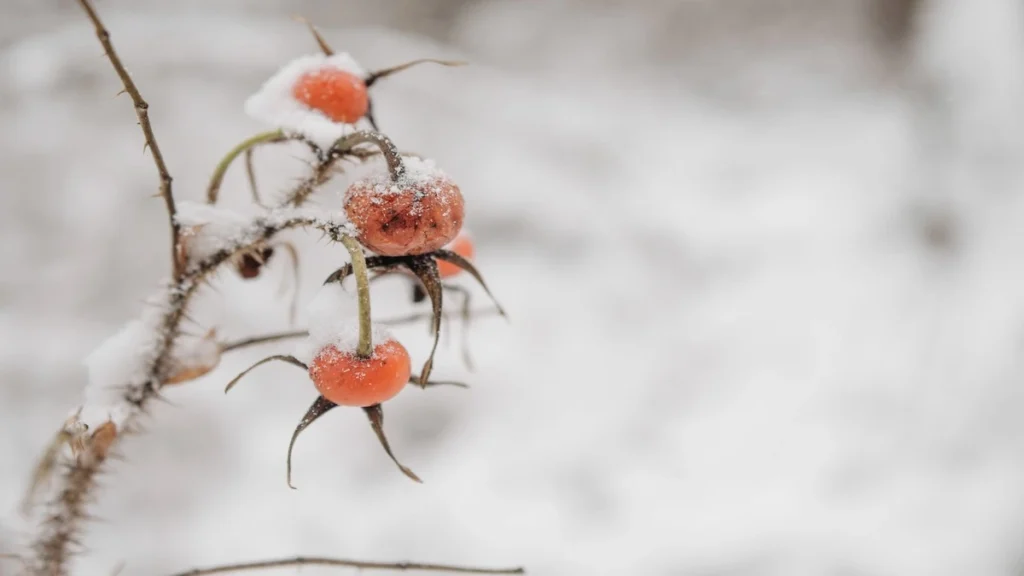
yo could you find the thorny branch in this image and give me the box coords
[25,4,512,575]
[168,556,525,576]
[26,211,353,575]
[77,0,181,279]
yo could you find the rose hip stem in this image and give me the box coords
[332,130,408,360]
[331,130,406,181]
[207,130,286,203]
[339,235,374,358]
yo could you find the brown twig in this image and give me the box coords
[167,556,524,576]
[292,14,334,56]
[365,59,467,87]
[77,0,181,279]
[218,307,504,353]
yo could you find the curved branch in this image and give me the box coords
[207,131,286,204]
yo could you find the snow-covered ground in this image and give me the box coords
[3,2,1024,575]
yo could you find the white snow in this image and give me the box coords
[174,201,353,268]
[167,330,221,383]
[6,5,1024,576]
[81,293,168,428]
[175,202,259,266]
[244,52,369,148]
[294,281,393,364]
[351,156,450,196]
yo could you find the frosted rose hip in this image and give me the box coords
[308,340,411,407]
[344,173,464,256]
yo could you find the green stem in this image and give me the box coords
[331,130,406,181]
[340,235,373,358]
[207,130,285,203]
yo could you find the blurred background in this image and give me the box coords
[4,0,1024,574]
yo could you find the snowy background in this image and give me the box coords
[4,0,1024,574]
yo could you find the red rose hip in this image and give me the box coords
[344,163,464,256]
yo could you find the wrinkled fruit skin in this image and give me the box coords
[309,340,411,407]
[438,234,474,278]
[292,68,369,124]
[345,178,464,256]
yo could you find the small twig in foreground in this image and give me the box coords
[78,0,181,278]
[220,330,309,353]
[218,308,505,353]
[167,556,524,576]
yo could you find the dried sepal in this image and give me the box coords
[286,395,336,489]
[434,249,507,317]
[323,255,404,285]
[174,224,205,274]
[405,256,443,387]
[88,421,118,460]
[236,246,275,280]
[224,354,307,393]
[293,14,334,56]
[365,59,467,87]
[407,375,468,389]
[166,328,222,385]
[363,404,421,483]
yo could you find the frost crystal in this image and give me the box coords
[244,52,368,148]
[294,281,391,364]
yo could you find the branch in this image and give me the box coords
[25,212,353,575]
[77,0,181,278]
[167,556,524,576]
[218,308,505,353]
[220,330,309,353]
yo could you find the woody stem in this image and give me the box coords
[330,130,406,181]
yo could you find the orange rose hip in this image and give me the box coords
[291,67,369,124]
[308,339,411,407]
